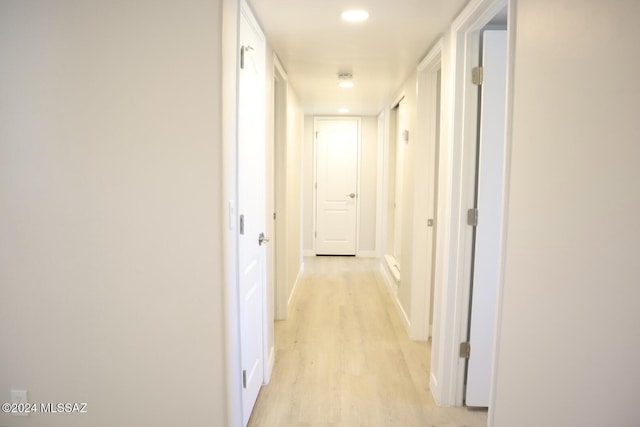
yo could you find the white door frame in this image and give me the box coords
[222,0,243,425]
[429,0,511,407]
[408,39,443,341]
[312,117,362,256]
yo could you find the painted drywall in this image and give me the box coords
[272,62,289,319]
[0,1,227,426]
[269,55,304,320]
[303,116,316,255]
[358,117,379,253]
[379,69,434,336]
[286,91,305,301]
[392,72,419,322]
[491,1,640,425]
[303,115,379,255]
[266,37,305,367]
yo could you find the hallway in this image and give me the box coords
[248,256,487,426]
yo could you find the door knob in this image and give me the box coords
[346,193,356,199]
[258,232,270,246]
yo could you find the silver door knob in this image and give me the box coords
[258,232,270,246]
[346,193,356,199]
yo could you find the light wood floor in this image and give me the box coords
[248,256,487,427]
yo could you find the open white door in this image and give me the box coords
[465,29,507,407]
[314,118,359,255]
[238,6,266,425]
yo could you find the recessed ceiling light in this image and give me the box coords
[339,81,354,88]
[338,108,350,113]
[341,9,369,23]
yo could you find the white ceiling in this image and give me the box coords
[247,0,469,116]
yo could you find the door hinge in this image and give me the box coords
[273,212,276,220]
[315,131,318,139]
[314,231,317,238]
[239,214,245,235]
[240,45,253,70]
[460,342,471,359]
[242,370,247,388]
[467,208,478,227]
[472,66,484,85]
[315,182,317,190]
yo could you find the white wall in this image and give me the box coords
[0,1,228,426]
[388,74,419,321]
[285,91,305,298]
[358,116,379,254]
[303,116,316,255]
[303,115,378,255]
[400,82,418,318]
[268,56,304,319]
[491,1,640,425]
[380,66,443,339]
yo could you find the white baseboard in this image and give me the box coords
[288,263,304,309]
[394,294,411,334]
[378,261,411,335]
[430,372,441,405]
[379,260,396,294]
[303,249,315,257]
[384,254,401,281]
[264,345,275,384]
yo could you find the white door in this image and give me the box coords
[315,118,359,255]
[238,7,266,426]
[465,29,508,407]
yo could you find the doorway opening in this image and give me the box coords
[429,0,511,410]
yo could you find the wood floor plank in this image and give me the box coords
[248,256,488,427]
